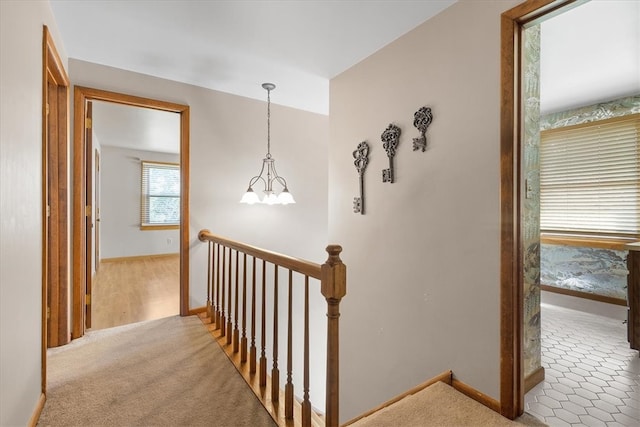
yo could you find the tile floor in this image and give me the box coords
[525,292,640,426]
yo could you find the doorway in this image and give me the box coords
[72,86,190,340]
[90,99,182,330]
[43,26,70,352]
[42,27,70,403]
[500,0,639,419]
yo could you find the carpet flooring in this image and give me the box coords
[39,314,545,427]
[350,382,547,427]
[38,315,276,426]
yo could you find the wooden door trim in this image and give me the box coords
[71,87,85,339]
[46,81,61,348]
[42,25,70,392]
[72,86,190,339]
[85,101,93,330]
[499,0,579,419]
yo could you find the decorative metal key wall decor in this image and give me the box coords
[381,124,401,183]
[412,106,433,152]
[352,141,370,214]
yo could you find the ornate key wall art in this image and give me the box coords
[352,141,370,214]
[412,106,433,152]
[381,124,401,183]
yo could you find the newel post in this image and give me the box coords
[321,245,346,427]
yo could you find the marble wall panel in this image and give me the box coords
[523,25,541,378]
[541,244,628,300]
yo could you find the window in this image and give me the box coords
[141,161,180,229]
[540,114,640,238]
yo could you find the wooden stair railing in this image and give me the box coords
[198,229,346,427]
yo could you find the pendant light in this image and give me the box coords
[240,83,295,205]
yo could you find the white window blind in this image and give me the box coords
[141,161,180,227]
[540,114,640,237]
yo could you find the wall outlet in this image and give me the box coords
[167,238,173,245]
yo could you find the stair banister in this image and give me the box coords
[197,229,346,427]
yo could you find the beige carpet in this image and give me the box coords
[38,315,276,426]
[350,382,547,427]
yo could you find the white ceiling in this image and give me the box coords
[540,0,639,114]
[53,0,639,153]
[50,0,457,115]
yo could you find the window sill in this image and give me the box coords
[140,224,180,231]
[540,233,637,251]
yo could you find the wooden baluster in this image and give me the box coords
[211,243,217,324]
[259,259,267,387]
[321,245,346,427]
[271,265,279,403]
[241,253,248,363]
[215,243,221,330]
[227,249,233,345]
[250,256,257,374]
[221,246,226,336]
[285,269,294,419]
[302,276,311,427]
[233,251,240,353]
[206,241,212,321]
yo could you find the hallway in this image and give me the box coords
[39,315,276,426]
[525,292,639,426]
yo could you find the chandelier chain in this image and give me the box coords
[266,87,271,157]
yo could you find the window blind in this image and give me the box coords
[141,161,180,227]
[540,114,640,237]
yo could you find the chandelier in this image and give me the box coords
[240,83,295,205]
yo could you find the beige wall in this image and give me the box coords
[329,0,519,421]
[0,1,68,425]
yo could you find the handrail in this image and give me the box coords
[198,229,345,427]
[198,229,322,278]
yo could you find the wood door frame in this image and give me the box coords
[499,0,581,419]
[85,101,93,329]
[42,25,70,390]
[72,86,190,339]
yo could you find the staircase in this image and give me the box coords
[198,230,345,427]
[197,230,544,427]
